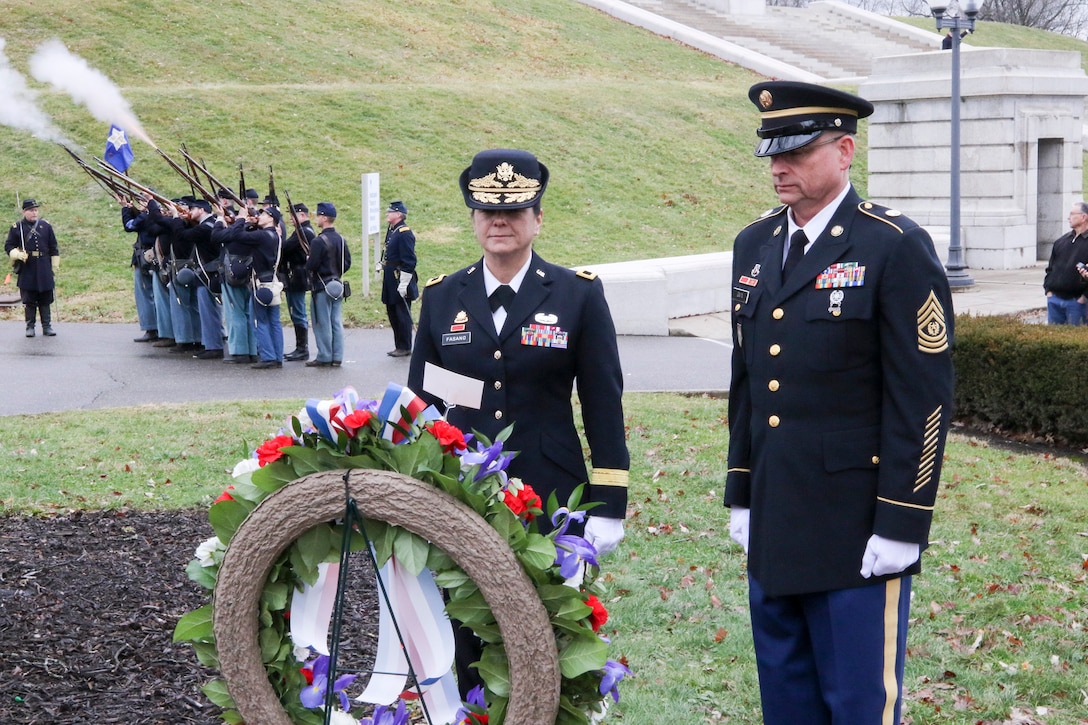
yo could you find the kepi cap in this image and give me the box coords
[21,199,40,210]
[258,207,282,225]
[190,199,213,213]
[748,81,874,157]
[386,200,407,216]
[459,149,548,210]
[316,201,337,218]
[244,188,260,200]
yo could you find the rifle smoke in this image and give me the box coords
[29,38,153,147]
[0,37,72,146]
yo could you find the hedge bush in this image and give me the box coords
[952,314,1088,447]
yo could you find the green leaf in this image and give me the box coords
[477,643,511,698]
[193,641,220,668]
[556,697,592,725]
[558,635,609,679]
[391,527,431,576]
[297,524,337,571]
[172,603,214,643]
[261,581,290,612]
[221,710,245,725]
[185,557,217,590]
[444,590,495,628]
[259,625,282,663]
[208,497,256,544]
[363,519,394,567]
[250,460,297,494]
[432,569,472,589]
[537,584,590,619]
[425,545,456,572]
[201,678,237,709]
[516,533,557,572]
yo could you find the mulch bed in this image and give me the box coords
[0,509,380,725]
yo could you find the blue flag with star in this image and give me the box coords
[104,124,134,173]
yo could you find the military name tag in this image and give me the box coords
[815,262,866,289]
[521,324,568,349]
[732,287,750,304]
[442,332,471,346]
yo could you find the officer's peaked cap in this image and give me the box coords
[748,81,873,157]
[459,149,548,210]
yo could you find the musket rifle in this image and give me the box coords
[178,147,245,207]
[60,144,136,202]
[91,156,173,206]
[283,189,311,256]
[238,164,251,212]
[267,165,279,206]
[154,146,216,204]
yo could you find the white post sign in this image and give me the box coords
[361,173,380,296]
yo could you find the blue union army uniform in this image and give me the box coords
[724,81,956,725]
[409,252,629,520]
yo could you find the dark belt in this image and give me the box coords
[28,250,42,257]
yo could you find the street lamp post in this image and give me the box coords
[928,0,984,290]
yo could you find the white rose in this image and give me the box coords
[195,536,223,567]
[232,457,261,482]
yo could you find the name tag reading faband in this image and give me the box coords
[422,362,484,410]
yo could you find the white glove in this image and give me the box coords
[374,261,383,274]
[397,273,411,298]
[584,516,624,556]
[860,534,920,578]
[9,248,28,262]
[729,506,750,554]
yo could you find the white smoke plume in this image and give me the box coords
[0,37,72,145]
[29,38,152,146]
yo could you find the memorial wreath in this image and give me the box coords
[174,384,629,725]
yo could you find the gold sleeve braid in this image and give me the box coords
[591,468,629,488]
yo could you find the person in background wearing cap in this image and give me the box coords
[304,202,350,367]
[724,81,956,724]
[5,198,59,337]
[408,148,629,697]
[154,197,220,357]
[212,203,258,364]
[215,204,284,368]
[380,200,417,357]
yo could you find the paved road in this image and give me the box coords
[0,321,730,416]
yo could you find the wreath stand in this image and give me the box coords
[212,469,562,725]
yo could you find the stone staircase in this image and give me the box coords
[586,0,943,82]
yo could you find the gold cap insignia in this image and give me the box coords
[468,162,542,206]
[759,90,773,109]
[917,291,949,353]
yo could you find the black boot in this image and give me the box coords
[40,305,55,336]
[24,304,36,337]
[284,323,309,361]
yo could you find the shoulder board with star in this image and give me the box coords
[575,268,598,281]
[398,225,411,232]
[425,274,447,287]
[739,205,787,232]
[857,201,905,233]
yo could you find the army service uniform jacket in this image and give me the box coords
[407,252,629,522]
[724,188,955,598]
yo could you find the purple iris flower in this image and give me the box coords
[453,685,487,724]
[460,437,513,483]
[551,507,598,578]
[599,658,632,702]
[299,654,357,711]
[360,699,411,725]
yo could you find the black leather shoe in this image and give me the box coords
[195,349,224,360]
[387,349,411,358]
[331,361,342,367]
[25,325,34,338]
[134,331,159,342]
[251,360,282,369]
[152,338,176,348]
[42,325,56,337]
[305,359,332,368]
[170,342,202,353]
[284,348,309,362]
[223,354,251,364]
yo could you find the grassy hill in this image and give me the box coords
[0,0,781,326]
[0,2,1085,327]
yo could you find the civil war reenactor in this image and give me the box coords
[5,198,60,337]
[212,202,258,364]
[304,202,350,367]
[281,202,315,361]
[187,198,224,359]
[407,149,630,699]
[151,197,203,355]
[723,81,955,724]
[380,200,418,357]
[120,193,162,343]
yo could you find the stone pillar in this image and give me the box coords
[860,48,1088,269]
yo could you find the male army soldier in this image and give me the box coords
[282,202,315,361]
[380,200,418,357]
[724,81,955,725]
[5,199,59,337]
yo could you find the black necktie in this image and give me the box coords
[488,284,516,312]
[783,230,808,282]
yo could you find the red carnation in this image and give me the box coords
[300,666,314,685]
[256,435,295,466]
[214,485,235,504]
[342,409,373,436]
[502,483,541,521]
[427,420,466,454]
[586,594,608,632]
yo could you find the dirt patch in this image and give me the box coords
[0,509,380,725]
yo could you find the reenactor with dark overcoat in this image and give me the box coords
[5,199,59,337]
